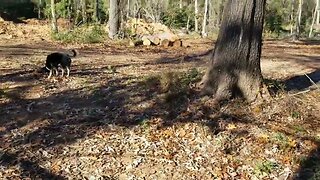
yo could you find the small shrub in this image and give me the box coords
[82,25,106,43]
[142,68,202,105]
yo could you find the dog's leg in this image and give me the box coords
[61,68,65,77]
[66,67,70,77]
[48,69,52,79]
[54,68,59,76]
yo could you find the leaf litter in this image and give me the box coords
[0,23,320,179]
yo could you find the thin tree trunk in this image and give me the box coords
[109,0,120,39]
[127,0,130,18]
[290,0,294,35]
[180,0,183,9]
[82,0,87,24]
[51,0,58,33]
[67,0,72,30]
[201,0,266,102]
[309,5,317,37]
[94,0,100,23]
[38,0,42,19]
[317,0,320,24]
[202,0,209,37]
[187,15,190,31]
[296,0,303,37]
[194,0,199,32]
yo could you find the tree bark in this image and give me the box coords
[109,0,120,39]
[201,0,266,102]
[51,0,58,33]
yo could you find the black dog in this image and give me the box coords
[45,49,77,78]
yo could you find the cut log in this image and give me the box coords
[161,39,170,47]
[129,39,143,47]
[143,38,152,46]
[142,35,161,45]
[173,39,182,48]
[151,37,161,45]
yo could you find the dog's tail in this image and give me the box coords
[70,49,77,57]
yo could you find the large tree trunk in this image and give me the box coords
[108,0,120,39]
[201,0,266,102]
[51,0,58,33]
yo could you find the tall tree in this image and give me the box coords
[201,0,266,102]
[317,0,320,24]
[38,0,42,19]
[94,0,100,23]
[290,0,295,35]
[194,0,199,32]
[81,0,87,24]
[309,1,317,37]
[127,0,130,18]
[201,0,209,37]
[109,0,120,39]
[296,0,303,37]
[51,0,58,33]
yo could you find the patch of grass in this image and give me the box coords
[254,160,279,176]
[271,132,299,151]
[143,68,202,95]
[291,111,301,119]
[291,125,306,133]
[273,132,287,142]
[52,25,106,43]
[160,68,201,102]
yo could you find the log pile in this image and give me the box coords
[126,18,183,48]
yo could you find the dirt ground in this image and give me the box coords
[0,21,320,179]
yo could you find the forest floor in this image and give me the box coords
[0,19,320,179]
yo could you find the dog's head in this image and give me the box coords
[38,66,50,73]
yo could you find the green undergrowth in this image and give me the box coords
[52,25,106,43]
